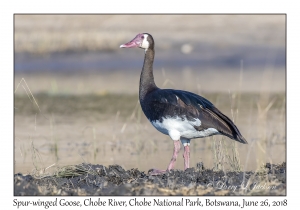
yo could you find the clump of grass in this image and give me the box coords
[54,163,98,178]
[211,137,225,171]
[210,90,243,172]
[211,136,242,172]
[31,163,99,180]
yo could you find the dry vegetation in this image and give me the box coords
[15,15,285,54]
[14,85,285,174]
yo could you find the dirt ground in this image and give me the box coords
[14,162,286,196]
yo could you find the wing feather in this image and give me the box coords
[150,89,247,144]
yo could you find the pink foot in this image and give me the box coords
[148,169,166,176]
[148,140,181,176]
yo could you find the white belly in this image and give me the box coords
[150,116,219,140]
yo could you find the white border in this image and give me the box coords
[2,0,298,209]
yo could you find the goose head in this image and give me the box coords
[120,33,154,51]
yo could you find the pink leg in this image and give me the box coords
[183,145,190,170]
[149,140,181,175]
[167,140,181,171]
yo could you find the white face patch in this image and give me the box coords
[150,116,218,141]
[140,34,149,50]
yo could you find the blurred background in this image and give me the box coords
[14,15,286,174]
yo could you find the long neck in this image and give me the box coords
[139,48,157,101]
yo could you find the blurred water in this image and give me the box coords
[15,44,285,73]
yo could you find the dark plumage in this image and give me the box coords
[120,33,247,175]
[142,88,247,144]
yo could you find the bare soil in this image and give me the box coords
[14,162,286,196]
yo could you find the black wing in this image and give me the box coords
[143,88,247,144]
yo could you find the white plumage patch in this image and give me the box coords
[150,116,219,141]
[141,34,149,50]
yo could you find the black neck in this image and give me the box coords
[139,48,157,101]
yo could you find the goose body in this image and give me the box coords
[120,33,247,175]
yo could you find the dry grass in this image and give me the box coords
[14,80,286,174]
[15,15,285,54]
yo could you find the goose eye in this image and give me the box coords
[141,35,144,39]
